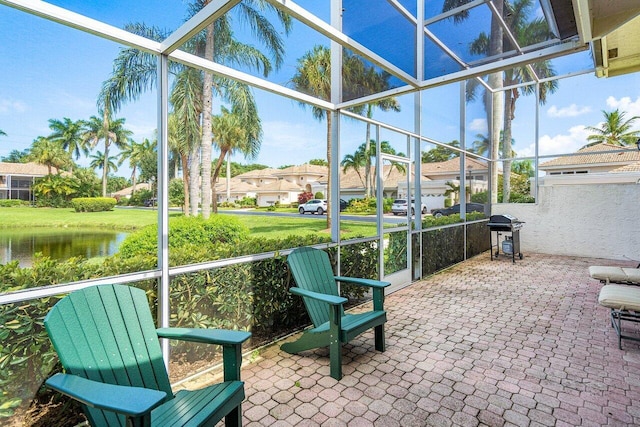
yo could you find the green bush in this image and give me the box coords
[0,199,29,207]
[314,191,324,199]
[237,196,256,207]
[169,178,185,207]
[71,197,117,212]
[118,215,250,259]
[128,189,154,206]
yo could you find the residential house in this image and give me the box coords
[214,158,489,209]
[539,143,640,175]
[0,162,53,201]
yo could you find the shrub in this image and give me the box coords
[237,196,256,207]
[297,192,314,204]
[118,215,250,259]
[71,197,117,212]
[0,199,28,207]
[169,178,184,207]
[343,197,393,214]
[314,191,324,199]
[128,189,154,206]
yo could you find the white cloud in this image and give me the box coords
[0,98,28,114]
[468,118,487,133]
[547,104,591,118]
[605,95,640,117]
[519,125,590,157]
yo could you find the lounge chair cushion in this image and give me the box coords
[589,266,640,284]
[598,284,640,312]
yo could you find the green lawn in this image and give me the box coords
[0,207,376,238]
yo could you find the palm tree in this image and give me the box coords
[341,140,406,195]
[210,105,261,212]
[584,109,640,147]
[83,114,133,196]
[120,138,154,195]
[89,150,119,177]
[345,58,401,197]
[48,118,88,169]
[444,0,504,204]
[444,0,556,202]
[101,2,291,218]
[28,136,71,174]
[291,45,334,229]
[0,129,6,136]
[341,150,367,187]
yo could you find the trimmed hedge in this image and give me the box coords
[0,200,29,207]
[71,197,117,212]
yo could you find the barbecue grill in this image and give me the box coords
[487,214,524,263]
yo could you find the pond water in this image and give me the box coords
[0,228,128,267]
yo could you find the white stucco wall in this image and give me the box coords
[492,176,640,261]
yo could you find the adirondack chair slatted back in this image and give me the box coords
[44,284,172,427]
[287,247,344,327]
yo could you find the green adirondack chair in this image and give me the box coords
[282,247,390,380]
[43,284,251,427]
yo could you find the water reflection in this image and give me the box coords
[0,229,128,267]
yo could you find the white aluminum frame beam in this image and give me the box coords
[161,0,241,54]
[265,0,419,88]
[0,0,161,54]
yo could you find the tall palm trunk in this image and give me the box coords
[181,154,190,216]
[131,167,137,194]
[488,2,504,205]
[189,140,200,216]
[502,87,517,202]
[101,109,110,197]
[200,23,215,219]
[364,105,373,198]
[211,149,227,214]
[326,113,332,230]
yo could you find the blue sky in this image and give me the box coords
[1,0,639,178]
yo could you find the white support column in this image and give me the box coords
[157,54,171,370]
[330,0,342,246]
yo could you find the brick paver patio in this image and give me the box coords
[203,252,640,426]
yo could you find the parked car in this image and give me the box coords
[299,199,327,215]
[391,199,427,216]
[431,203,485,218]
[144,197,157,207]
[339,198,348,212]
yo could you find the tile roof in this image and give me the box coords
[539,143,640,168]
[235,168,280,179]
[273,164,328,176]
[421,157,488,174]
[0,162,53,176]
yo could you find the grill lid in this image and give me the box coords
[489,214,519,223]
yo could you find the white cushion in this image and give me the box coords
[589,266,640,284]
[599,284,640,312]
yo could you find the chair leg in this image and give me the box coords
[225,405,241,427]
[329,339,342,381]
[374,324,385,352]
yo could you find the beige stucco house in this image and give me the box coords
[214,158,489,209]
[0,162,53,201]
[539,143,640,175]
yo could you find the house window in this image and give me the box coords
[0,175,6,187]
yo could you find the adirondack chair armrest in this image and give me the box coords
[334,276,391,289]
[156,328,252,345]
[334,276,389,311]
[45,373,166,417]
[290,287,348,305]
[156,328,251,382]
